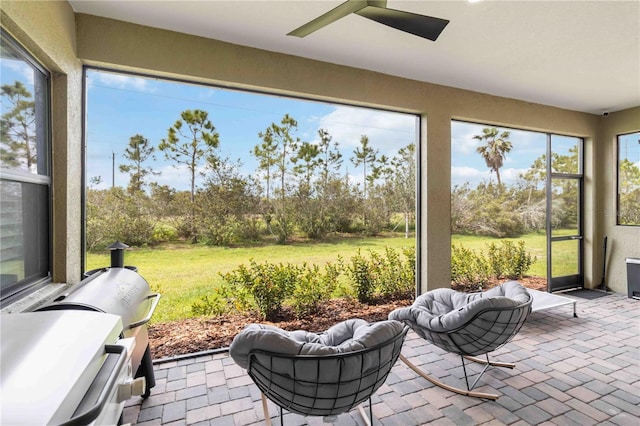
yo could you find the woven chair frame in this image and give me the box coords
[399,298,532,400]
[409,300,532,357]
[247,326,408,423]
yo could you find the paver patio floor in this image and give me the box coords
[124,291,639,426]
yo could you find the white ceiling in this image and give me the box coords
[69,0,640,115]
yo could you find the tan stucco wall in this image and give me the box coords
[6,5,633,294]
[1,1,83,284]
[596,107,640,294]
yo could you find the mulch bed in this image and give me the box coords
[148,276,547,359]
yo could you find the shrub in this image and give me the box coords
[152,223,177,243]
[374,247,415,299]
[346,250,376,303]
[401,246,417,297]
[452,240,536,291]
[291,262,340,317]
[485,240,536,280]
[191,294,228,317]
[220,260,296,320]
[503,240,536,279]
[486,242,505,279]
[451,244,491,291]
[191,282,250,317]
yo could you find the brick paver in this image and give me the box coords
[127,292,639,425]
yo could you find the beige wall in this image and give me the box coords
[1,1,83,284]
[596,107,640,294]
[6,5,635,294]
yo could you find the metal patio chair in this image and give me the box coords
[230,319,408,425]
[389,280,532,400]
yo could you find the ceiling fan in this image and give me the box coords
[288,0,449,41]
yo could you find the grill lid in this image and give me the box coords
[38,267,156,330]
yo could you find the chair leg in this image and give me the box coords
[399,354,499,400]
[463,354,516,369]
[357,398,373,426]
[461,354,493,391]
[260,392,272,426]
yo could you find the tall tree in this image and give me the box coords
[293,141,321,195]
[351,135,378,199]
[0,81,36,170]
[295,129,346,239]
[199,156,260,245]
[390,143,416,238]
[119,134,156,193]
[474,127,512,185]
[317,128,343,188]
[257,114,300,243]
[159,109,219,241]
[252,134,279,203]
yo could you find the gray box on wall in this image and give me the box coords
[626,258,640,299]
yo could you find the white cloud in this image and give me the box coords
[316,106,416,153]
[451,122,481,155]
[501,167,531,182]
[152,163,210,192]
[89,71,155,92]
[3,59,35,86]
[451,166,531,187]
[452,166,486,181]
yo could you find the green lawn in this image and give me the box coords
[86,235,416,323]
[88,231,571,324]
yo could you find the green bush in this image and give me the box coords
[193,245,416,321]
[401,246,417,297]
[191,294,227,317]
[152,223,177,243]
[504,240,536,279]
[346,250,376,303]
[485,240,536,280]
[452,240,536,290]
[291,262,340,317]
[191,282,250,317]
[220,260,297,320]
[373,247,415,299]
[486,242,505,279]
[451,244,491,291]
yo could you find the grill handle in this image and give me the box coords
[60,344,127,426]
[129,293,161,329]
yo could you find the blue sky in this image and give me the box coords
[452,121,547,187]
[86,69,418,191]
[1,64,598,191]
[86,69,569,193]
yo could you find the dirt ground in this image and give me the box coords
[149,276,547,359]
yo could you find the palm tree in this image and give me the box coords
[474,127,512,185]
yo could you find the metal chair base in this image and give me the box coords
[260,393,373,426]
[399,353,516,400]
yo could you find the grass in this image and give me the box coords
[86,234,416,323]
[87,230,574,324]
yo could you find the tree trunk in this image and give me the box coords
[405,211,410,239]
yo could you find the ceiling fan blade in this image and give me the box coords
[288,0,369,37]
[355,6,449,41]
